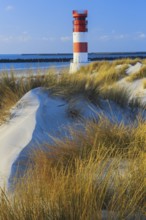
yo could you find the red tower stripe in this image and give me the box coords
[73,42,88,52]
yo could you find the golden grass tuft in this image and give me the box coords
[143,78,146,89]
[113,58,142,66]
[0,70,58,123]
[0,60,146,219]
[0,117,145,219]
[0,59,144,124]
[126,65,146,82]
[99,84,130,107]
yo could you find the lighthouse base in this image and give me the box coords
[69,62,89,73]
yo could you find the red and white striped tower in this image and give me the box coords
[70,10,88,73]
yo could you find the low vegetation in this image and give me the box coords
[112,58,142,66]
[0,59,146,219]
[1,58,146,123]
[127,65,146,82]
[0,118,145,219]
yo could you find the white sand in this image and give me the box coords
[0,62,146,189]
[0,88,98,188]
[126,62,143,75]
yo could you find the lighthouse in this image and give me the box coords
[69,10,88,73]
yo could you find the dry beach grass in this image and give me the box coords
[0,118,145,219]
[126,65,146,82]
[0,59,146,219]
[0,58,143,124]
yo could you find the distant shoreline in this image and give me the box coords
[21,51,146,55]
[0,52,146,63]
[0,57,146,63]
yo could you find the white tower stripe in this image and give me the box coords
[70,10,88,73]
[73,32,87,43]
[73,53,88,63]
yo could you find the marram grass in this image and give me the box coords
[0,59,146,219]
[1,58,146,124]
[127,65,146,82]
[0,118,145,220]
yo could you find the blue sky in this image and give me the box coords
[0,0,146,53]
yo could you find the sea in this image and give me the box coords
[0,52,146,72]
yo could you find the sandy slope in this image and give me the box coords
[0,62,146,189]
[0,90,39,188]
[126,62,143,75]
[0,88,98,188]
[117,62,146,105]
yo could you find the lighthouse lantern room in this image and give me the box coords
[70,10,88,73]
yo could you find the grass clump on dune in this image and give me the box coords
[112,58,142,66]
[99,84,130,107]
[0,60,146,219]
[0,117,145,220]
[0,71,57,124]
[51,72,100,104]
[76,60,128,86]
[0,58,145,123]
[126,65,146,82]
[143,79,146,89]
[1,58,146,124]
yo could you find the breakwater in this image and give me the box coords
[0,56,146,63]
[0,52,146,63]
[0,58,71,63]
